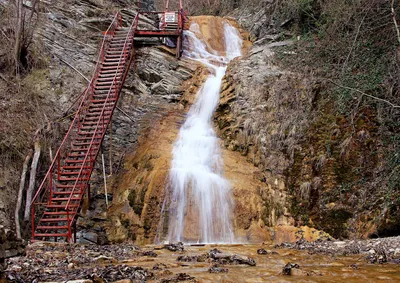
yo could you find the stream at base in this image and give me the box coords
[6,241,400,282]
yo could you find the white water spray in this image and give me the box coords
[161,21,243,244]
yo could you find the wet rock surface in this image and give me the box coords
[177,248,256,266]
[163,242,185,252]
[209,250,256,266]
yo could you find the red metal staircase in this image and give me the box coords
[31,12,137,242]
[31,6,186,242]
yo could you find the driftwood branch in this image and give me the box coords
[328,79,400,108]
[24,140,41,222]
[58,57,90,83]
[15,150,33,239]
[116,106,136,122]
[392,0,400,44]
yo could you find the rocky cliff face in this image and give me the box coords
[215,0,400,240]
[1,0,398,243]
[0,0,177,235]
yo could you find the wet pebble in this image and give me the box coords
[208,264,228,273]
[282,262,300,275]
[257,248,268,255]
[153,263,168,270]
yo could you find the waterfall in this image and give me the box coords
[160,20,243,244]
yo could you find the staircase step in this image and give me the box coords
[47,204,80,208]
[80,125,107,130]
[52,191,80,196]
[113,34,130,38]
[101,61,126,67]
[64,159,95,164]
[37,225,69,230]
[71,142,101,149]
[39,218,73,222]
[59,170,90,176]
[79,126,106,132]
[87,107,114,112]
[99,68,124,74]
[63,165,92,170]
[112,36,133,40]
[93,89,119,99]
[97,76,122,81]
[109,43,131,47]
[95,81,116,86]
[34,233,69,237]
[84,115,112,121]
[86,110,112,115]
[75,135,103,140]
[77,129,104,135]
[67,152,97,157]
[52,197,82,201]
[92,98,117,103]
[55,184,85,188]
[43,211,77,215]
[94,84,119,89]
[106,50,129,55]
[72,140,102,145]
[98,75,122,81]
[107,48,126,52]
[103,57,127,62]
[105,53,129,58]
[100,64,125,68]
[58,177,90,182]
[83,116,111,122]
[88,106,115,111]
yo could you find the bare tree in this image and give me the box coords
[13,0,39,76]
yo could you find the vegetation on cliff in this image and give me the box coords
[214,0,399,239]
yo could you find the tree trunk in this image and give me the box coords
[24,140,41,222]
[15,150,33,239]
[14,0,24,76]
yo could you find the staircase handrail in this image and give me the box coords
[64,14,139,210]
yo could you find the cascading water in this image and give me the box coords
[160,19,243,244]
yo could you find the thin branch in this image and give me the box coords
[327,79,400,108]
[392,0,400,44]
[57,56,90,83]
[0,28,11,42]
[0,74,8,82]
[57,31,96,51]
[116,106,136,122]
[342,12,367,74]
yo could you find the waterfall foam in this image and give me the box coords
[161,20,243,244]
